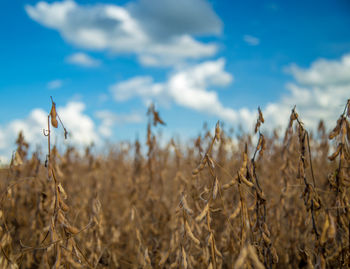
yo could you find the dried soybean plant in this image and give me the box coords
[326,99,350,267]
[191,121,223,269]
[2,96,350,268]
[28,96,94,268]
[227,108,277,268]
[288,106,321,236]
[146,103,165,188]
[249,107,278,268]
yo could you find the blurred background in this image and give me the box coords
[0,0,349,163]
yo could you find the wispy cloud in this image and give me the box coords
[243,35,260,46]
[66,52,101,67]
[25,0,222,67]
[47,79,63,89]
[95,110,143,137]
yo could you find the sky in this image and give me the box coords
[0,0,350,163]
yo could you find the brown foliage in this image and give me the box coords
[0,100,350,268]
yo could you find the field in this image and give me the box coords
[0,99,349,268]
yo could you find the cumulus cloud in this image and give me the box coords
[66,52,101,67]
[47,79,63,89]
[0,101,100,163]
[25,0,221,66]
[286,54,350,87]
[0,100,147,163]
[57,102,99,145]
[111,54,350,132]
[243,35,260,46]
[261,54,350,131]
[110,58,244,122]
[0,109,47,158]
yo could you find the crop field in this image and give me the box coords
[0,99,349,268]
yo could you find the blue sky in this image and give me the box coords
[0,0,350,162]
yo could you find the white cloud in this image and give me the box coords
[261,54,350,131]
[25,0,221,66]
[47,79,63,89]
[0,108,48,163]
[111,54,350,133]
[57,102,99,145]
[0,100,148,163]
[286,54,350,87]
[110,58,242,122]
[95,110,143,137]
[66,52,101,67]
[243,35,260,46]
[0,101,101,163]
[112,76,165,102]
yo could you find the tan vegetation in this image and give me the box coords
[0,98,349,268]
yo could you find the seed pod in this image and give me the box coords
[222,180,234,190]
[182,247,188,269]
[65,224,80,234]
[59,199,70,212]
[257,135,263,151]
[259,135,266,156]
[327,214,336,240]
[271,247,279,263]
[57,211,66,224]
[328,143,342,161]
[298,158,304,178]
[313,198,320,209]
[153,110,165,126]
[180,196,193,214]
[329,117,343,139]
[185,221,200,245]
[213,177,219,199]
[229,206,241,220]
[207,156,215,169]
[262,232,271,245]
[320,214,330,245]
[262,223,270,237]
[239,172,254,187]
[50,101,58,128]
[192,168,199,176]
[195,204,209,222]
[13,151,23,166]
[57,183,67,200]
[255,121,261,134]
[346,120,350,142]
[144,248,151,265]
[159,251,170,267]
[193,159,206,176]
[258,107,264,123]
[215,121,220,141]
[342,120,347,138]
